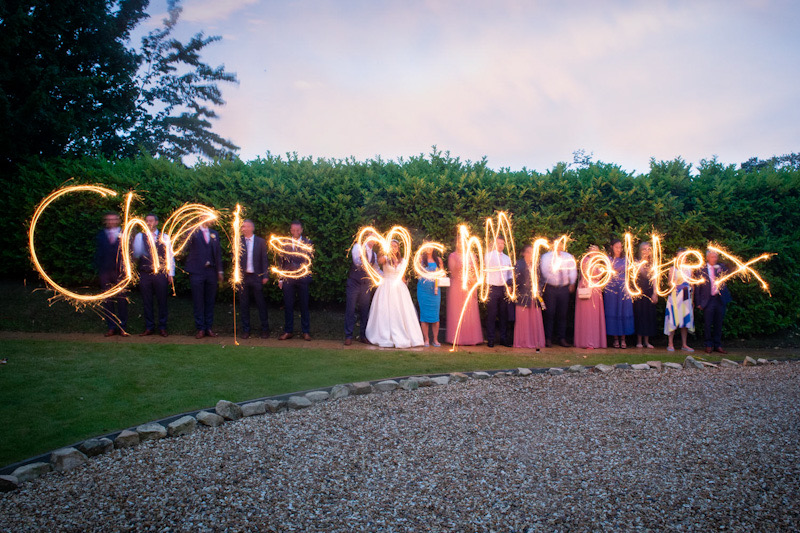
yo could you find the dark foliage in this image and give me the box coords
[3,149,798,338]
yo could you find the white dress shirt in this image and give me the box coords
[133,230,175,276]
[484,250,512,287]
[245,236,255,273]
[540,251,577,287]
[105,227,120,243]
[352,242,375,266]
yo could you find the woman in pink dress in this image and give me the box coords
[574,245,607,349]
[446,238,484,346]
[514,245,546,349]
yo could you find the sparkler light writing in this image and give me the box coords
[161,203,218,259]
[29,184,775,347]
[449,224,485,352]
[530,238,551,298]
[29,185,129,303]
[413,242,447,281]
[623,232,644,298]
[579,250,614,290]
[708,245,773,295]
[269,236,314,279]
[355,226,413,286]
[231,205,243,286]
[482,212,517,302]
[231,204,243,346]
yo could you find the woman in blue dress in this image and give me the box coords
[417,247,444,347]
[604,239,635,348]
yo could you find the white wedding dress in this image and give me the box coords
[365,260,424,348]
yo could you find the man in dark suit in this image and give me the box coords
[185,220,224,339]
[238,219,269,339]
[94,212,129,337]
[344,233,378,345]
[278,220,313,341]
[133,214,173,337]
[696,249,732,354]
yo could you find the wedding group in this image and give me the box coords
[94,211,733,354]
[347,232,733,355]
[95,213,312,341]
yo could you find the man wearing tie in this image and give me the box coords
[540,246,577,347]
[278,220,313,341]
[696,249,732,354]
[133,214,174,337]
[344,232,378,345]
[94,212,129,337]
[484,236,513,347]
[238,219,270,339]
[185,220,224,339]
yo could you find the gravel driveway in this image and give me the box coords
[1,364,798,531]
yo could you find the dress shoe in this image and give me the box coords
[705,347,713,354]
[487,341,495,348]
[279,333,293,340]
[260,331,269,339]
[359,337,370,345]
[559,339,572,348]
[104,329,116,337]
[159,329,168,337]
[241,332,250,340]
[195,330,206,339]
[140,329,154,337]
[206,330,218,338]
[714,347,728,354]
[303,333,312,341]
[119,331,130,337]
[344,337,353,346]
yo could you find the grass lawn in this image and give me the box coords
[0,278,346,338]
[0,337,733,469]
[1,278,797,470]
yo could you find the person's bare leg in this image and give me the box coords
[668,331,675,350]
[432,322,440,345]
[421,322,429,345]
[681,327,692,350]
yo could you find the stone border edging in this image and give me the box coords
[1,355,795,492]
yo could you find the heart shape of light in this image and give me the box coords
[356,225,412,286]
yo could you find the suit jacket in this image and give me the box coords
[239,235,269,280]
[279,235,313,281]
[696,263,732,308]
[184,228,223,276]
[94,228,123,276]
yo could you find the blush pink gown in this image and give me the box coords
[514,304,545,349]
[446,252,484,345]
[574,256,607,348]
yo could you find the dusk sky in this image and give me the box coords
[139,0,800,173]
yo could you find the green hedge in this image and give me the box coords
[1,149,798,337]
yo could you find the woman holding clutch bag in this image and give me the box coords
[574,245,607,349]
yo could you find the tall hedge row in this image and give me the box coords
[1,149,798,337]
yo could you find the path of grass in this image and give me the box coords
[0,337,731,468]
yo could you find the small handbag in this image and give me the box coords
[577,286,592,300]
[437,277,451,287]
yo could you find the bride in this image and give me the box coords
[365,240,425,348]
